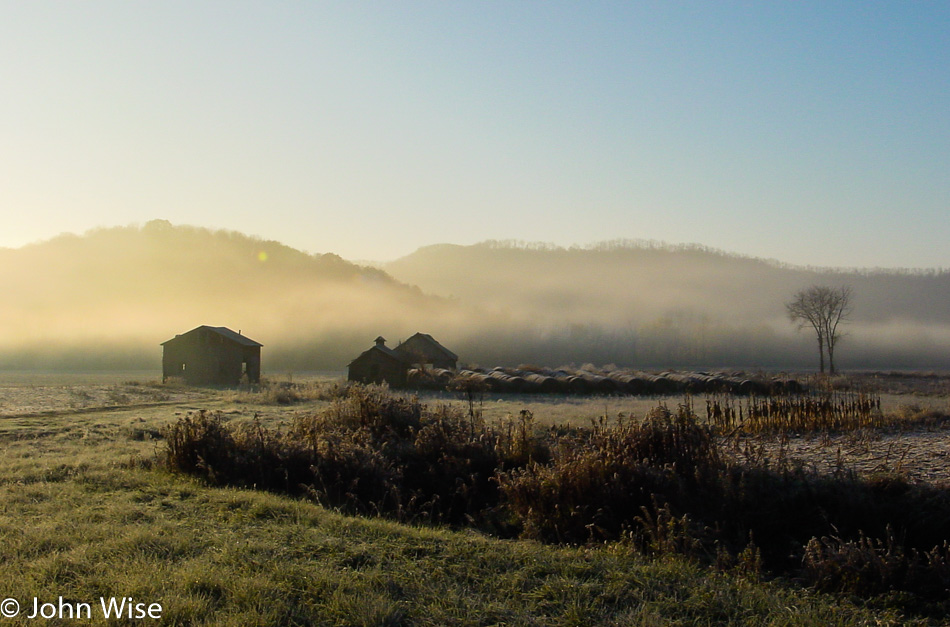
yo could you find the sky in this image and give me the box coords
[2,2,948,268]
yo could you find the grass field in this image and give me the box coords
[0,372,946,625]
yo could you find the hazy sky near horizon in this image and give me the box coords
[2,2,948,268]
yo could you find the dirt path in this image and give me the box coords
[0,383,210,417]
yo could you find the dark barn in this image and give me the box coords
[162,326,262,385]
[393,332,458,370]
[347,337,410,387]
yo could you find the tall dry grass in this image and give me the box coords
[163,385,537,530]
[705,390,883,434]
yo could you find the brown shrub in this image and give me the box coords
[803,530,950,599]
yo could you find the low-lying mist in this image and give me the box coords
[3,224,949,373]
[390,240,950,371]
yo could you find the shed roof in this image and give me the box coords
[399,332,458,360]
[347,344,409,368]
[162,325,262,347]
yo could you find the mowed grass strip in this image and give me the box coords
[0,466,911,626]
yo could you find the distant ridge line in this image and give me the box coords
[466,238,950,276]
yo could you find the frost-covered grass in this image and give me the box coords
[0,375,943,624]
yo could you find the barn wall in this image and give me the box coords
[243,347,261,383]
[348,352,408,387]
[163,329,261,385]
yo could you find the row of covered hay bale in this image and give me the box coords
[407,367,456,389]
[437,367,802,396]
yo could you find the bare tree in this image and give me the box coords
[822,286,853,374]
[786,285,853,374]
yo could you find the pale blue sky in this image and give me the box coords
[2,2,948,267]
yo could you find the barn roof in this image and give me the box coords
[400,332,458,360]
[347,344,409,367]
[162,325,262,347]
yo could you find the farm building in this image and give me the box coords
[348,333,458,387]
[393,332,458,370]
[347,336,411,387]
[162,326,262,385]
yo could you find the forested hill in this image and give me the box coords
[0,221,459,369]
[387,240,950,325]
[3,226,948,371]
[385,241,950,369]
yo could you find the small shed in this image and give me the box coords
[393,332,458,370]
[347,337,410,387]
[162,326,262,385]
